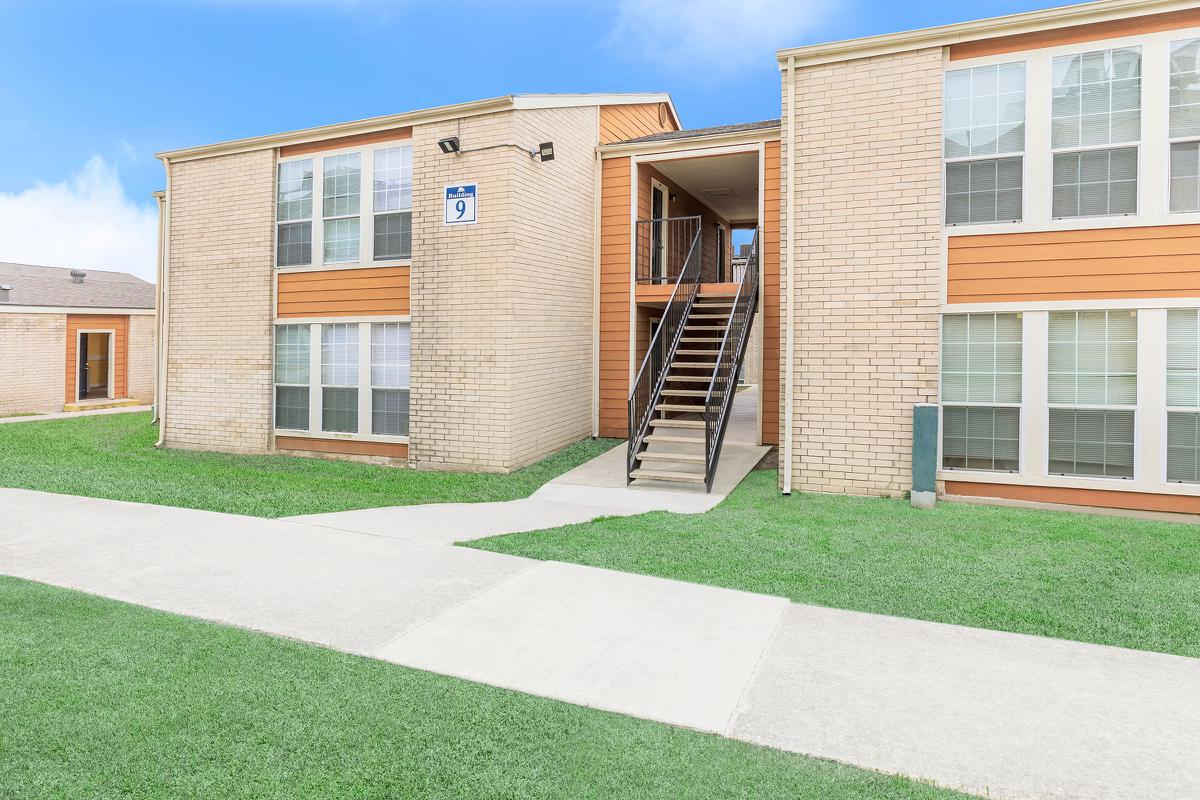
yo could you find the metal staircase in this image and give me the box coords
[627,223,760,491]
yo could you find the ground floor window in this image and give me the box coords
[940,312,1022,473]
[273,320,410,439]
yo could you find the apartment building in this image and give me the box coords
[156,0,1200,511]
[777,0,1200,512]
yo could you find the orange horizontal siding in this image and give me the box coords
[947,224,1200,303]
[275,436,408,459]
[760,140,781,446]
[65,314,128,403]
[946,481,1200,515]
[599,103,675,145]
[949,7,1200,60]
[277,266,410,317]
[279,127,412,157]
[599,156,632,438]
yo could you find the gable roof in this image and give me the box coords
[776,0,1192,67]
[0,262,155,310]
[156,93,680,163]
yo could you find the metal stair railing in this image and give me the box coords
[627,217,703,482]
[703,228,759,492]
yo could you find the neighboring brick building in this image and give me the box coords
[0,263,155,416]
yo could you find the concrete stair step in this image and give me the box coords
[637,451,706,464]
[655,403,703,413]
[629,468,706,484]
[644,434,704,445]
[664,375,713,383]
[63,398,141,413]
[660,389,707,397]
[649,418,705,429]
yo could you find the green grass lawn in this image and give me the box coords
[469,470,1200,658]
[0,576,967,800]
[0,412,616,517]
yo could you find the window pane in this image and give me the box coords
[321,323,358,387]
[1052,148,1138,218]
[276,222,312,268]
[373,212,412,260]
[372,388,409,436]
[942,406,1019,472]
[323,218,360,264]
[1168,309,1200,406]
[323,153,361,217]
[274,324,309,384]
[275,386,309,431]
[1167,411,1200,482]
[1047,310,1137,405]
[944,62,1026,158]
[371,322,410,388]
[322,387,358,433]
[945,157,1023,225]
[373,145,413,212]
[1170,142,1200,213]
[1048,408,1134,478]
[1052,48,1141,149]
[1170,38,1200,139]
[941,313,1021,404]
[277,159,313,222]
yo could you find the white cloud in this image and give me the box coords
[0,157,157,282]
[608,0,842,71]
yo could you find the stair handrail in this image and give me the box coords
[627,216,704,482]
[703,228,760,492]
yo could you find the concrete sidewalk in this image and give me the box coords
[0,405,151,424]
[2,487,1198,799]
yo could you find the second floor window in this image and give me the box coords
[1051,48,1141,218]
[1170,38,1200,213]
[276,142,412,268]
[944,62,1026,225]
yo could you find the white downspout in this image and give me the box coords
[151,191,164,423]
[782,57,797,495]
[154,160,171,447]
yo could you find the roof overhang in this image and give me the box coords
[599,123,781,158]
[776,0,1194,68]
[0,305,155,315]
[157,92,679,164]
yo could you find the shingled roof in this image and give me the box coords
[0,262,155,310]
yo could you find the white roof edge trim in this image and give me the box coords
[775,0,1192,68]
[0,305,156,315]
[157,92,681,163]
[597,124,782,156]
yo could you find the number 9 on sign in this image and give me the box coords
[444,183,478,225]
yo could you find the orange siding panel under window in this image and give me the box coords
[760,140,781,446]
[65,314,129,403]
[599,157,632,437]
[275,436,408,459]
[946,481,1200,515]
[599,103,676,145]
[947,225,1200,303]
[949,8,1200,60]
[277,266,410,317]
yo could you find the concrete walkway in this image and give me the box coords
[286,387,769,543]
[0,405,151,424]
[2,486,1197,799]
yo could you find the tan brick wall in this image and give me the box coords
[782,48,943,496]
[126,313,156,405]
[409,107,597,472]
[0,313,67,414]
[507,105,597,466]
[164,149,275,453]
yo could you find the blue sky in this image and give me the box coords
[0,0,1083,279]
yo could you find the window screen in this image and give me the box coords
[1052,147,1138,218]
[942,406,1019,472]
[321,323,358,433]
[944,62,1025,225]
[371,322,410,436]
[1170,142,1200,213]
[1170,38,1200,139]
[1167,309,1200,406]
[276,159,313,267]
[941,313,1022,404]
[323,153,360,264]
[273,325,309,431]
[1048,409,1134,478]
[1167,412,1200,483]
[1048,310,1137,406]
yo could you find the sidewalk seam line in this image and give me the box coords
[721,599,790,738]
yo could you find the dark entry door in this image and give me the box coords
[650,184,665,282]
[78,334,88,401]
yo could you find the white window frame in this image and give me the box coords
[272,324,311,432]
[941,24,1200,237]
[270,317,411,444]
[942,60,1028,227]
[274,138,413,273]
[1167,36,1200,214]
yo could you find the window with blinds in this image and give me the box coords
[1051,47,1140,218]
[1047,310,1137,478]
[1167,309,1200,482]
[944,62,1025,225]
[1171,39,1200,213]
[274,325,310,431]
[941,313,1021,472]
[371,323,411,437]
[321,323,359,433]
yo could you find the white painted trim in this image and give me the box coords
[945,297,1200,313]
[782,58,796,494]
[155,161,172,447]
[628,141,771,164]
[273,315,410,325]
[592,146,603,438]
[74,329,116,402]
[0,305,153,316]
[755,140,766,447]
[628,158,639,395]
[275,260,411,275]
[600,129,781,158]
[777,0,1199,67]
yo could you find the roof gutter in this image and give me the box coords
[775,0,1189,67]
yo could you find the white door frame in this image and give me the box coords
[75,329,116,401]
[649,177,669,281]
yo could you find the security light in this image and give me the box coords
[437,136,461,155]
[537,142,555,162]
